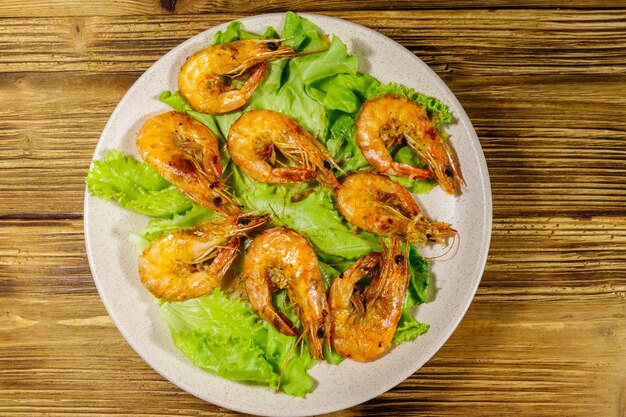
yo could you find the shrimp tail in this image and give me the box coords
[341,252,382,286]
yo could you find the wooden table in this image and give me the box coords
[1,1,625,416]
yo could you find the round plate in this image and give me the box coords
[84,13,491,417]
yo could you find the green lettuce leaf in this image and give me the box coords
[138,204,217,242]
[393,245,430,344]
[213,21,279,44]
[160,289,314,397]
[406,244,430,307]
[393,309,430,345]
[228,163,380,263]
[85,150,193,217]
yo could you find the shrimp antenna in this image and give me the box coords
[280,197,287,220]
[222,169,235,183]
[294,34,331,56]
[267,203,286,227]
[277,331,305,393]
[422,230,458,260]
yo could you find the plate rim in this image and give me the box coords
[84,12,492,416]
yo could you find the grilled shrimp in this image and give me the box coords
[355,94,464,195]
[329,238,409,361]
[179,39,299,114]
[138,214,269,301]
[335,172,455,245]
[136,111,241,215]
[244,227,329,360]
[227,109,340,189]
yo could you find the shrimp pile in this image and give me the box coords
[227,110,340,189]
[355,94,464,195]
[131,35,462,368]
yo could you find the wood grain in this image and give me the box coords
[2,11,626,74]
[0,0,625,17]
[1,3,626,416]
[1,10,625,216]
[1,219,624,416]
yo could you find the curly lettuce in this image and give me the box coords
[86,150,193,217]
[160,289,314,397]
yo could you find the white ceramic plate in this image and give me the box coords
[84,13,491,416]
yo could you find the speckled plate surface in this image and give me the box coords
[84,13,491,417]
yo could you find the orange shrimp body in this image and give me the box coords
[227,109,340,189]
[244,227,329,360]
[136,111,241,215]
[329,238,409,361]
[335,172,455,245]
[355,94,464,195]
[138,215,269,301]
[179,39,299,114]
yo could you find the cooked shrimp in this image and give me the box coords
[335,172,455,245]
[227,109,340,189]
[244,227,329,359]
[138,214,269,301]
[136,111,241,215]
[355,94,464,195]
[329,238,409,361]
[179,39,299,114]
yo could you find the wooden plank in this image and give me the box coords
[1,218,625,299]
[1,11,626,74]
[1,71,625,217]
[1,218,624,416]
[0,0,625,17]
[0,73,134,215]
[1,296,623,416]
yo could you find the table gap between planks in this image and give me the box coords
[0,1,625,416]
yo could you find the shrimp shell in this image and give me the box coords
[335,172,456,245]
[179,39,299,114]
[244,227,329,360]
[136,111,241,215]
[138,214,269,301]
[329,238,409,361]
[355,94,464,195]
